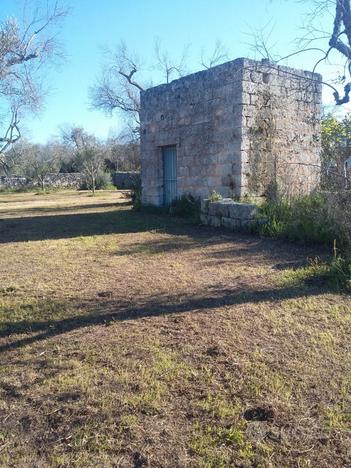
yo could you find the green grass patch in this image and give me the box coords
[279,256,351,291]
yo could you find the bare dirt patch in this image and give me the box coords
[0,191,350,467]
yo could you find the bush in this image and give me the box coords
[169,194,200,219]
[131,177,142,210]
[257,194,346,247]
[79,171,113,191]
[257,193,351,291]
[328,255,351,290]
[208,190,223,202]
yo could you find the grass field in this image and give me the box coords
[0,190,350,467]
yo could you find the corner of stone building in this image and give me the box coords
[238,59,322,200]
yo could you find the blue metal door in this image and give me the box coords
[163,146,177,206]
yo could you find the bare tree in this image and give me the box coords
[154,37,189,83]
[249,1,351,106]
[90,40,191,136]
[90,42,144,135]
[0,109,21,170]
[327,0,351,104]
[77,145,106,195]
[0,0,66,171]
[201,40,230,69]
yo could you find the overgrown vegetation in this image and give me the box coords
[258,194,341,246]
[131,176,142,210]
[170,194,200,220]
[134,192,201,221]
[321,113,351,190]
[257,193,351,290]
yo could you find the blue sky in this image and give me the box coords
[1,0,344,143]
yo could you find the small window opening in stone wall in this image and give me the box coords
[263,73,270,84]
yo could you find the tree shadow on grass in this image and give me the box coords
[0,201,131,216]
[0,202,261,250]
[0,281,329,354]
[0,207,189,243]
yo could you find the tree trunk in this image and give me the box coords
[92,175,96,196]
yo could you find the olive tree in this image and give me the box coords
[62,126,107,195]
[0,1,66,172]
[23,143,61,190]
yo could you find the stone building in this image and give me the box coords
[140,58,322,206]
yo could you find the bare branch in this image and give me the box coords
[0,108,21,170]
[201,40,229,69]
[154,37,189,83]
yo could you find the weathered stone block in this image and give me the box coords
[228,202,257,219]
[208,215,221,228]
[240,219,258,232]
[208,201,220,216]
[221,216,241,230]
[208,199,233,217]
[200,198,210,214]
[200,213,209,224]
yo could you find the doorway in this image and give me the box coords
[162,146,177,206]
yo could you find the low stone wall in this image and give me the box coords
[112,172,140,190]
[42,173,83,189]
[200,198,258,231]
[0,173,83,190]
[0,176,28,189]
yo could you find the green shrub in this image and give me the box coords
[169,194,200,220]
[208,190,223,202]
[258,194,345,247]
[131,177,142,210]
[327,255,351,290]
[257,194,351,291]
[279,255,351,291]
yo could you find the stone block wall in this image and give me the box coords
[200,198,258,231]
[140,59,244,205]
[140,57,322,206]
[0,176,28,189]
[0,173,83,190]
[43,173,84,189]
[241,59,322,198]
[112,171,141,190]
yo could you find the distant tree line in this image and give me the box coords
[1,126,140,192]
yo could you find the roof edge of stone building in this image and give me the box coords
[141,57,246,97]
[241,57,322,81]
[141,57,322,97]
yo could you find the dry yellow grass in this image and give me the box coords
[0,190,350,467]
